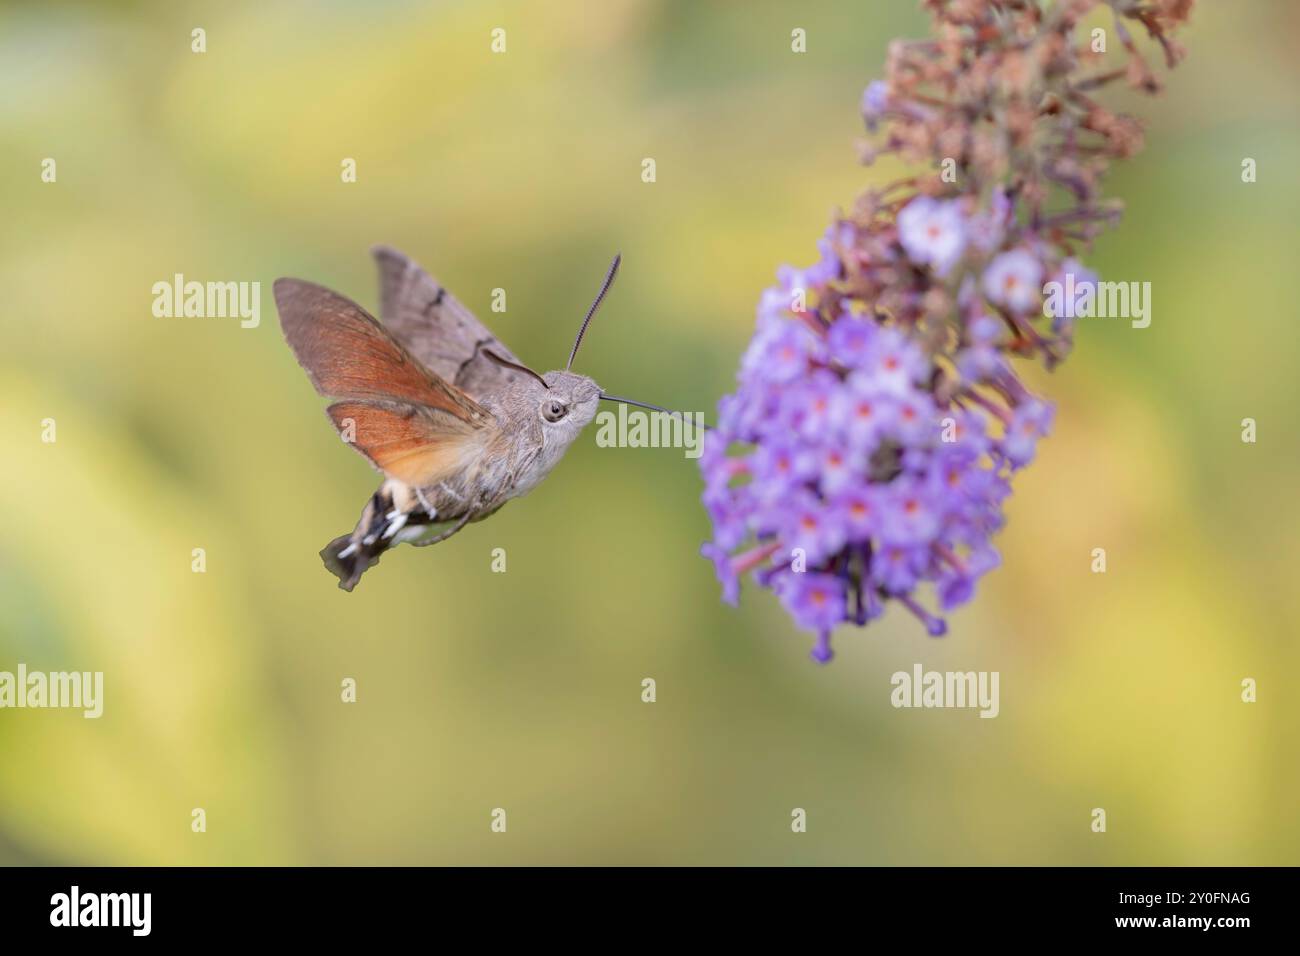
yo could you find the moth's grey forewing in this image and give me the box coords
[371,245,526,402]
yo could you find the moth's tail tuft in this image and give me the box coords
[320,532,383,592]
[320,486,407,592]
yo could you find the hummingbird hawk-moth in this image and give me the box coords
[274,246,681,591]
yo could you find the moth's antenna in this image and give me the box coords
[567,253,622,370]
[483,349,550,389]
[599,393,712,431]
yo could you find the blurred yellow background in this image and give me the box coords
[1,0,1297,865]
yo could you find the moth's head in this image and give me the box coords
[481,254,707,457]
[480,253,616,444]
[481,353,600,437]
[537,370,601,433]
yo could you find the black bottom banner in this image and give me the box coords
[0,865,1286,942]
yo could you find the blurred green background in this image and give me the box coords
[1,0,1297,865]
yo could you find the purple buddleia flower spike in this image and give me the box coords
[699,0,1192,661]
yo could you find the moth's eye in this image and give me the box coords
[542,399,569,423]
